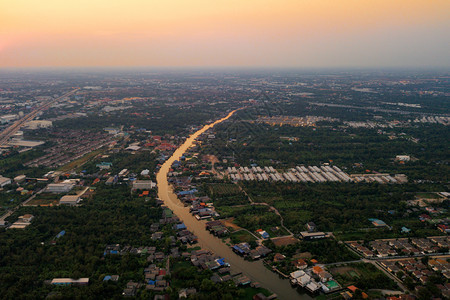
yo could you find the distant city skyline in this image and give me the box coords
[1,0,449,68]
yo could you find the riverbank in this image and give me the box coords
[156,109,308,300]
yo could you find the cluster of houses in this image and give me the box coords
[381,257,450,293]
[340,286,369,299]
[300,221,327,241]
[8,214,34,229]
[122,281,143,297]
[112,241,275,298]
[226,165,407,184]
[289,264,340,294]
[104,244,167,260]
[169,177,221,222]
[143,264,169,293]
[174,223,198,244]
[256,115,338,127]
[160,207,180,224]
[22,128,114,169]
[232,242,272,260]
[107,132,179,156]
[102,202,265,298]
[414,208,450,234]
[190,249,230,271]
[190,200,219,220]
[205,220,229,236]
[416,210,450,234]
[189,248,265,290]
[171,177,213,203]
[347,236,450,258]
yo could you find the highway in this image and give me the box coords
[0,88,79,147]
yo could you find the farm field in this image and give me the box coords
[208,183,241,196]
[207,183,249,206]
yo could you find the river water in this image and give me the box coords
[156,109,310,300]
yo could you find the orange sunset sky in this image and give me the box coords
[1,0,449,68]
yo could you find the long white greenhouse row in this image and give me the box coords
[227,165,404,184]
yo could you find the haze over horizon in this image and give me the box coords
[1,0,449,69]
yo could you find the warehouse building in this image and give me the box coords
[132,180,156,190]
[46,183,74,193]
[59,195,81,206]
[50,278,89,286]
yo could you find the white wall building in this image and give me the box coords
[59,195,81,206]
[132,180,156,190]
[0,176,12,187]
[24,120,53,130]
[46,183,74,193]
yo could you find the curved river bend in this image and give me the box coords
[156,109,309,300]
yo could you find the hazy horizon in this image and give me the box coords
[1,0,449,69]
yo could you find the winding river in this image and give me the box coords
[156,109,310,300]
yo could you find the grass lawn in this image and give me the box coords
[265,226,290,238]
[330,262,398,290]
[230,230,257,244]
[58,149,103,172]
[26,198,59,206]
[416,192,441,199]
[329,266,361,286]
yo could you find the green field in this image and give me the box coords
[229,230,257,244]
[58,149,104,172]
[416,192,442,199]
[208,183,242,196]
[330,263,398,290]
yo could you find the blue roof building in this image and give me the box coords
[56,230,66,239]
[177,189,198,196]
[401,226,411,233]
[175,223,187,230]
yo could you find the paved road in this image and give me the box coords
[364,259,407,292]
[237,183,294,236]
[0,189,45,223]
[0,89,79,147]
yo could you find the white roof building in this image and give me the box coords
[126,145,141,151]
[306,281,320,292]
[290,270,305,279]
[8,214,34,229]
[51,278,89,285]
[46,183,74,193]
[132,180,156,190]
[0,176,11,187]
[24,120,53,130]
[297,274,311,287]
[59,195,81,206]
[396,155,411,162]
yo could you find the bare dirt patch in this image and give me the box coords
[223,218,242,230]
[272,236,299,247]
